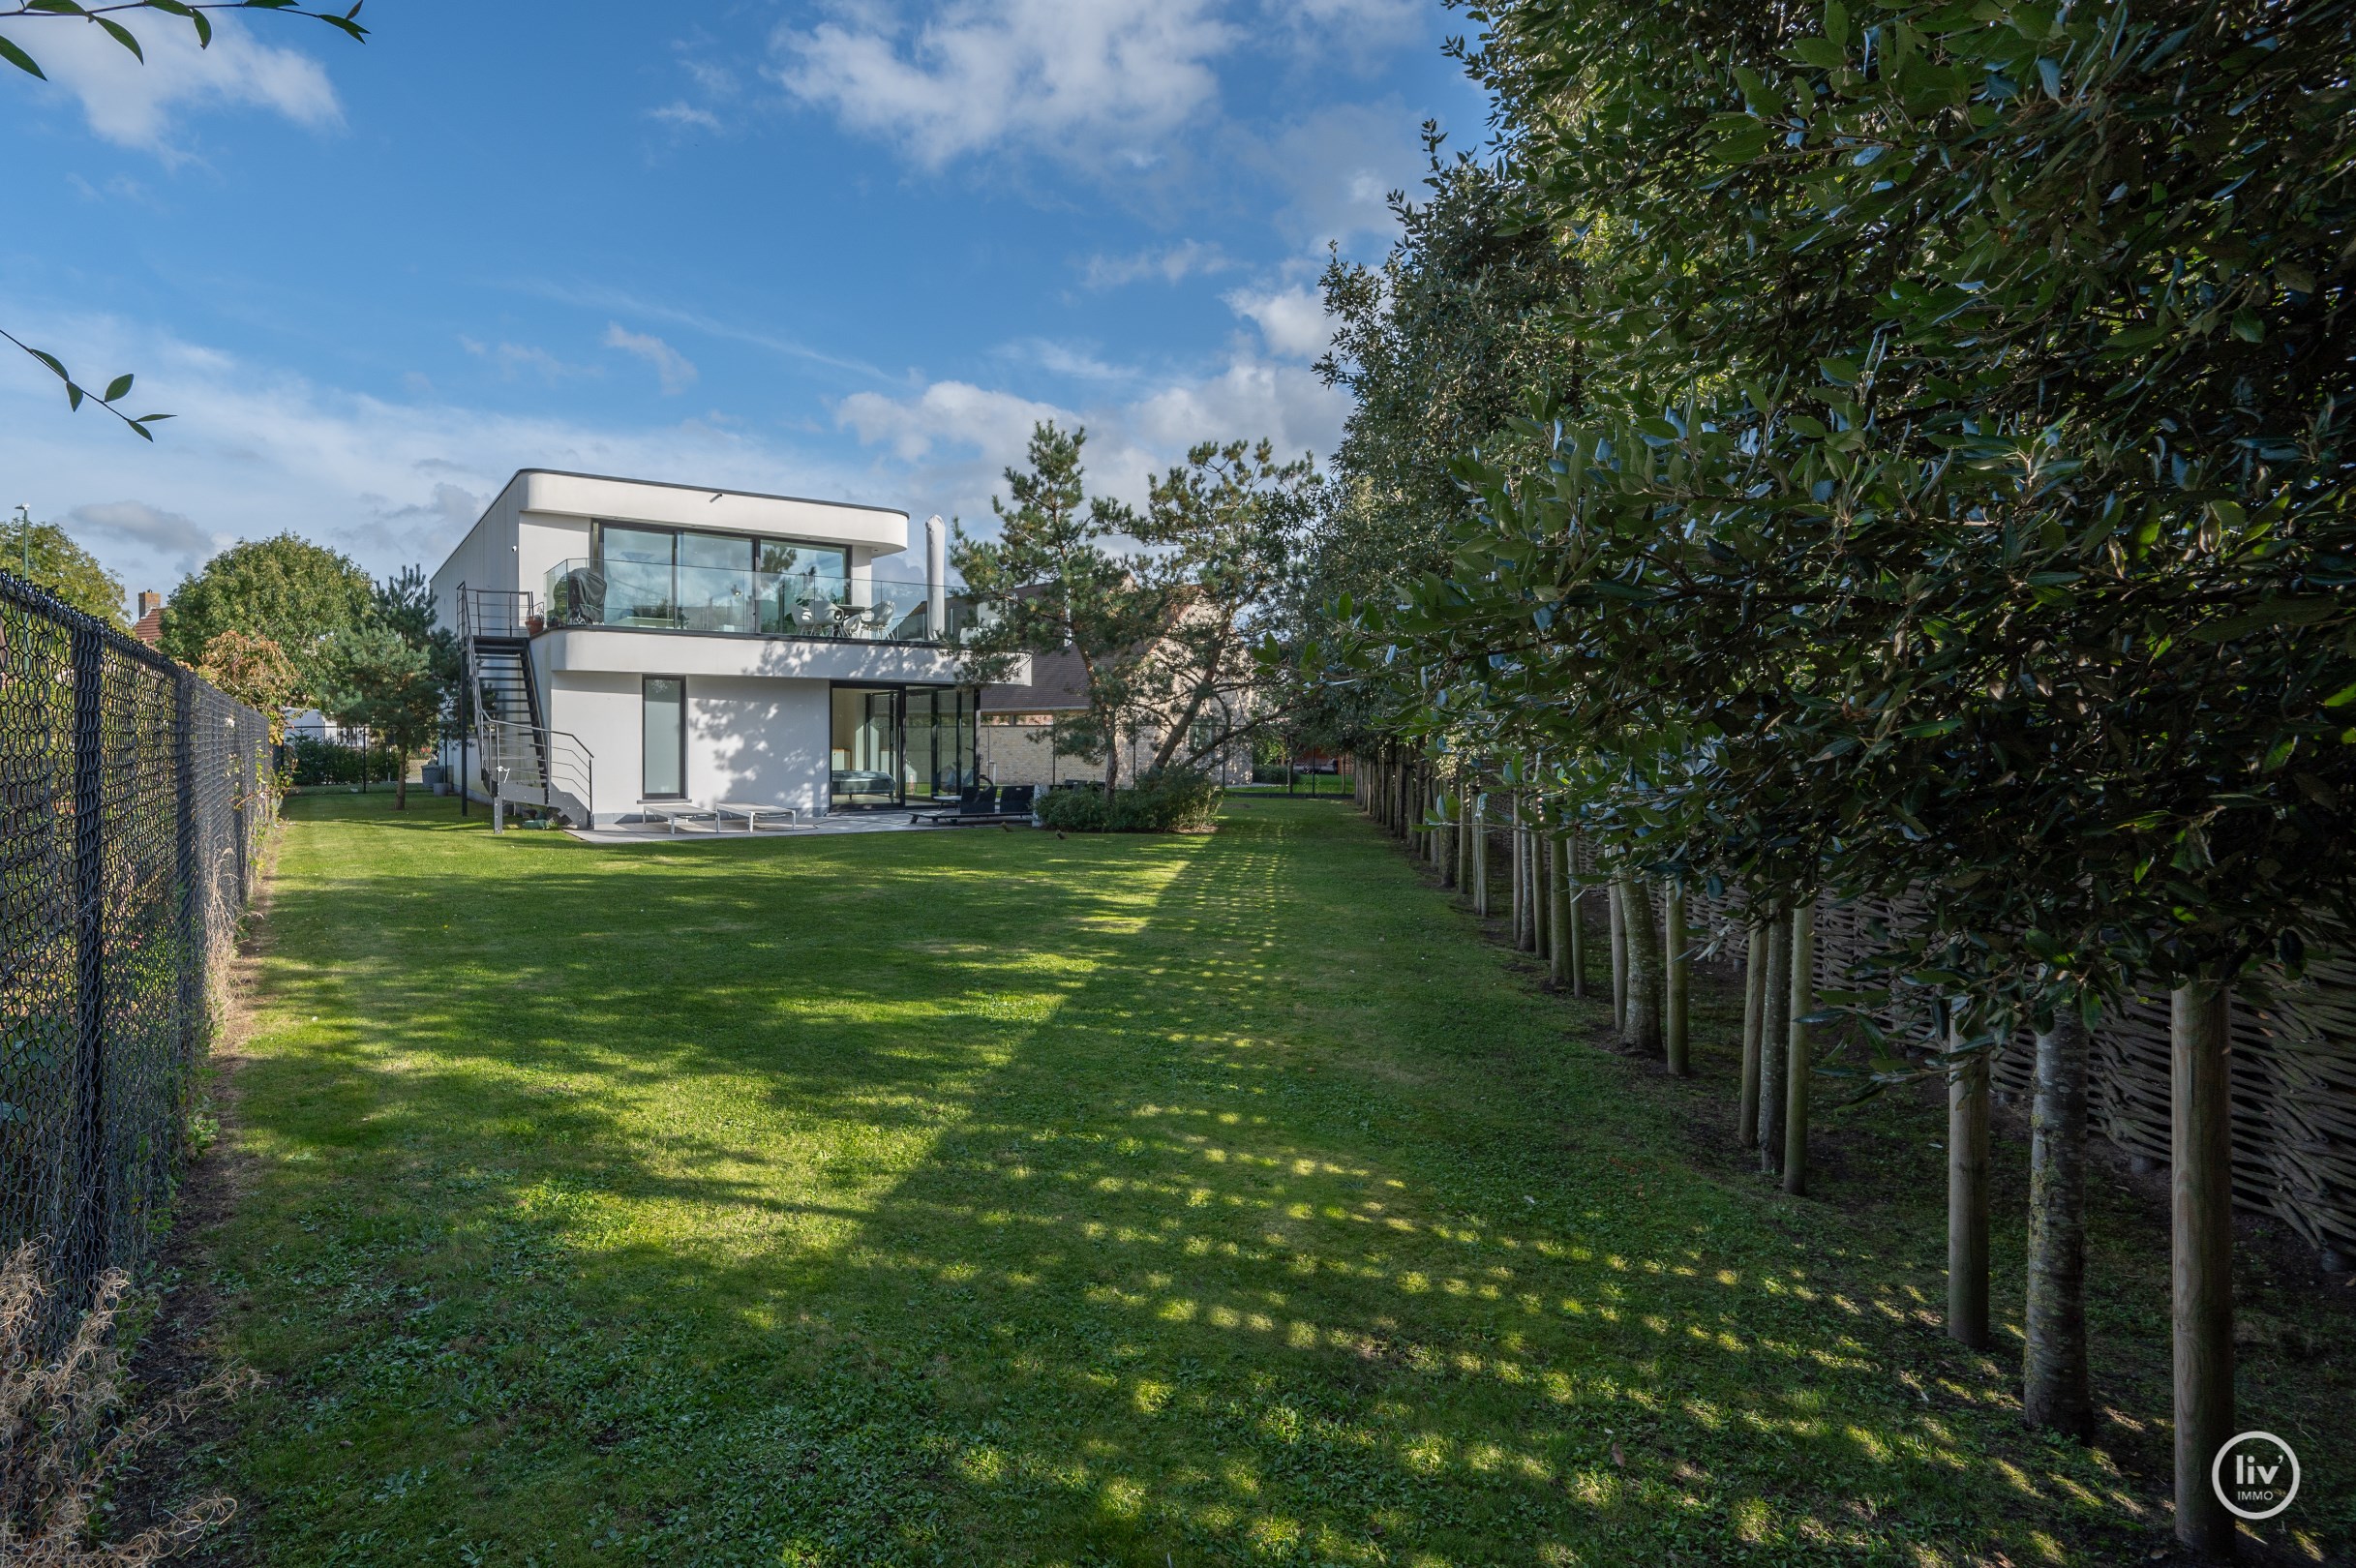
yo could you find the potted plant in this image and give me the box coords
[527,612,547,635]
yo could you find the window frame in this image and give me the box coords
[642,675,687,799]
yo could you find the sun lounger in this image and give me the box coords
[714,801,798,832]
[639,802,719,834]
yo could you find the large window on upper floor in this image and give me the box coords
[587,523,850,634]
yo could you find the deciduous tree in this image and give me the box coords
[160,533,373,704]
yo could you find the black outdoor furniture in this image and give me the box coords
[557,566,606,626]
[911,783,1039,827]
[911,786,985,824]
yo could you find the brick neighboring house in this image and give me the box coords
[977,638,1257,788]
[131,590,164,648]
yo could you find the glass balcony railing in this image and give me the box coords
[542,559,976,643]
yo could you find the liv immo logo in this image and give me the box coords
[2211,1431,2301,1522]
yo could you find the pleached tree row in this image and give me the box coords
[1298,6,2356,1556]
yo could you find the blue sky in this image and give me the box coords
[0,0,1487,605]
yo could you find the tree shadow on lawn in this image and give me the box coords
[190,798,2200,1566]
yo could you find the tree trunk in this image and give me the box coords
[1738,919,1767,1148]
[1471,796,1489,918]
[1758,918,1791,1173]
[1948,1022,1991,1349]
[1608,882,1629,1036]
[1456,779,1470,888]
[1549,836,1572,989]
[1783,902,1814,1195]
[1510,798,1527,948]
[1619,874,1663,1055]
[1664,888,1689,1076]
[2171,982,2235,1558]
[1526,819,1545,950]
[394,749,408,811]
[2024,1005,2095,1440]
[1568,876,1587,999]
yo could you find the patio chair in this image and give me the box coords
[994,784,1037,818]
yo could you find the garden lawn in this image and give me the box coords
[158,795,2348,1565]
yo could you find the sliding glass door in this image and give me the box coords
[831,686,901,808]
[904,687,977,799]
[829,684,976,809]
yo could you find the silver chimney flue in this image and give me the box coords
[924,514,947,641]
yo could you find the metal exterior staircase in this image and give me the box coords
[457,586,595,829]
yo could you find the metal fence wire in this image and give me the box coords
[0,569,277,1342]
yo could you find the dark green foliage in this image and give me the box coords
[286,734,402,788]
[1135,439,1318,772]
[160,534,374,703]
[952,423,1164,787]
[1347,0,2356,1032]
[1289,136,1584,758]
[1,517,125,626]
[1035,767,1223,833]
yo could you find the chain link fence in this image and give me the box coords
[0,570,277,1342]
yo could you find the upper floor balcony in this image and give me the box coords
[539,558,989,646]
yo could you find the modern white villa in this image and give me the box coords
[430,469,1022,828]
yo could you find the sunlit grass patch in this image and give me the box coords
[152,795,2352,1566]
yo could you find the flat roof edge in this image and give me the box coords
[513,468,910,519]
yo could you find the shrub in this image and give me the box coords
[1036,786,1110,832]
[286,735,401,788]
[1038,767,1223,833]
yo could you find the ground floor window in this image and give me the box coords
[644,677,684,798]
[830,683,975,809]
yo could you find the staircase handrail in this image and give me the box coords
[479,715,595,823]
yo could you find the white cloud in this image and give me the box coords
[998,339,1134,382]
[1224,284,1335,360]
[1280,0,1427,48]
[772,0,1239,168]
[0,309,1345,607]
[64,499,224,583]
[602,324,699,395]
[530,282,893,384]
[462,337,601,384]
[19,11,341,160]
[1251,102,1425,252]
[649,101,724,133]
[0,310,890,598]
[833,348,1345,528]
[838,380,1070,466]
[1080,240,1233,289]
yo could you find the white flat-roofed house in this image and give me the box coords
[430,469,1023,828]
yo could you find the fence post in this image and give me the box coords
[175,671,200,1077]
[71,619,109,1285]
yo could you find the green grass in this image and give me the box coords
[160,794,2350,1565]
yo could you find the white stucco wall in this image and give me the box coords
[429,475,523,631]
[544,673,833,820]
[513,470,909,556]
